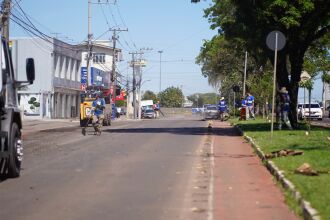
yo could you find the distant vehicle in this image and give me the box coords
[142,109,156,119]
[203,105,219,120]
[119,107,126,115]
[141,100,154,110]
[298,103,323,120]
[79,86,112,127]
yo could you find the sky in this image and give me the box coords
[10,0,218,96]
[9,0,324,101]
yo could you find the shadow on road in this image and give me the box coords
[103,126,240,137]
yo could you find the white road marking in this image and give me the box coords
[207,135,214,220]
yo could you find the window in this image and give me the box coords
[93,53,105,63]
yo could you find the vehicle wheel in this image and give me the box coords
[80,119,87,127]
[103,117,108,126]
[7,123,22,178]
[318,118,322,121]
[104,117,111,126]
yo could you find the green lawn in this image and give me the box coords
[231,118,330,219]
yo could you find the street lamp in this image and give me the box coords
[141,79,151,87]
[158,50,163,94]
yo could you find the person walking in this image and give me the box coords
[92,93,106,135]
[278,87,292,130]
[218,97,228,121]
[153,100,160,118]
[246,92,255,119]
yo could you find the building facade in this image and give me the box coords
[11,37,81,119]
[78,40,122,88]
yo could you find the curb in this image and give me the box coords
[235,125,321,220]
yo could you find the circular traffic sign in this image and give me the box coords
[300,71,311,82]
[266,31,286,51]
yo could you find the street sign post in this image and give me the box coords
[266,30,286,138]
[300,71,312,132]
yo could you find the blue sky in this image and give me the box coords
[10,0,217,96]
[10,0,323,100]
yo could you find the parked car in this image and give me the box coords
[298,103,323,120]
[203,105,219,120]
[142,109,156,119]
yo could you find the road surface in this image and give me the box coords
[0,116,213,220]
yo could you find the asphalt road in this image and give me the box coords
[311,117,330,127]
[0,116,213,220]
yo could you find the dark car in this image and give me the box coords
[142,109,156,119]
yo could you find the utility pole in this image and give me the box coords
[137,48,152,120]
[86,0,93,87]
[110,28,127,106]
[243,51,248,97]
[129,50,149,119]
[1,0,11,40]
[130,52,137,119]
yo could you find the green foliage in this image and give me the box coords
[187,93,219,107]
[28,97,40,110]
[28,97,36,104]
[142,90,158,103]
[303,37,330,82]
[248,70,273,105]
[322,74,330,84]
[159,86,184,107]
[115,100,126,107]
[201,0,330,125]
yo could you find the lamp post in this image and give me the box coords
[300,71,312,132]
[158,50,163,94]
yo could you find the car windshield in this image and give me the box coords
[206,106,217,110]
[302,104,320,108]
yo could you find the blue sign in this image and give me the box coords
[91,67,104,86]
[81,67,87,84]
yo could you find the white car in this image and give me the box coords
[203,105,219,120]
[298,103,323,120]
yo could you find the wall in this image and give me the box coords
[11,38,52,92]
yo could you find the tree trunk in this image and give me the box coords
[289,50,305,128]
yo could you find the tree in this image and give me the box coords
[303,37,330,112]
[159,86,184,107]
[142,90,158,103]
[203,0,330,127]
[188,93,219,107]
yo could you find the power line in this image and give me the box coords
[10,14,81,52]
[12,0,81,44]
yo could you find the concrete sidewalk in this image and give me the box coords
[212,121,298,220]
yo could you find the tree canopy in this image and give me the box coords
[158,86,184,107]
[197,0,330,126]
[142,90,158,103]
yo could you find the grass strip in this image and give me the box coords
[231,118,330,219]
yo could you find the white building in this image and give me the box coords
[78,40,122,90]
[11,37,81,119]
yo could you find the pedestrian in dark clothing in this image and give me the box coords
[278,87,292,130]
